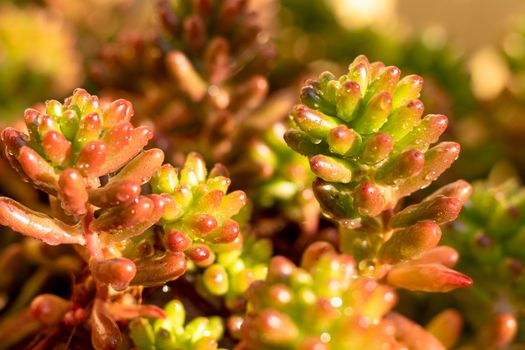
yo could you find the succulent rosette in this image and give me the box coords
[151,152,247,267]
[0,89,178,348]
[236,242,447,350]
[151,153,272,314]
[0,88,180,286]
[285,56,472,293]
[286,55,459,221]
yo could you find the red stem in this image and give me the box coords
[82,206,103,261]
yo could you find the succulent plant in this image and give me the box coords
[236,242,447,350]
[1,88,170,276]
[0,89,244,349]
[284,56,473,294]
[151,151,247,267]
[4,2,521,348]
[130,299,225,350]
[90,0,291,166]
[286,55,460,220]
[151,152,273,316]
[0,89,174,348]
[442,178,525,347]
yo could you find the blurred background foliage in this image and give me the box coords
[2,0,525,178]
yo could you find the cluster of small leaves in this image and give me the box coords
[151,153,273,312]
[0,90,244,349]
[197,234,271,310]
[0,89,184,288]
[130,299,225,350]
[443,179,525,346]
[151,152,247,267]
[236,242,446,350]
[286,55,460,221]
[284,58,475,297]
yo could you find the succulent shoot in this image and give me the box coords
[285,56,472,294]
[0,89,176,288]
[236,242,446,350]
[130,299,225,350]
[151,152,247,266]
[286,55,459,220]
[0,89,244,349]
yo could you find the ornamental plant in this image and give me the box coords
[3,1,525,349]
[89,0,307,236]
[0,59,472,348]
[237,242,447,349]
[0,89,245,348]
[285,56,472,292]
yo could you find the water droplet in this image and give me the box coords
[424,170,437,181]
[330,297,342,308]
[320,332,331,343]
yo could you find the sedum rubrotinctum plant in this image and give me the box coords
[236,241,449,349]
[0,89,246,349]
[441,178,525,348]
[285,55,473,290]
[90,0,312,237]
[130,299,225,350]
[0,56,475,349]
